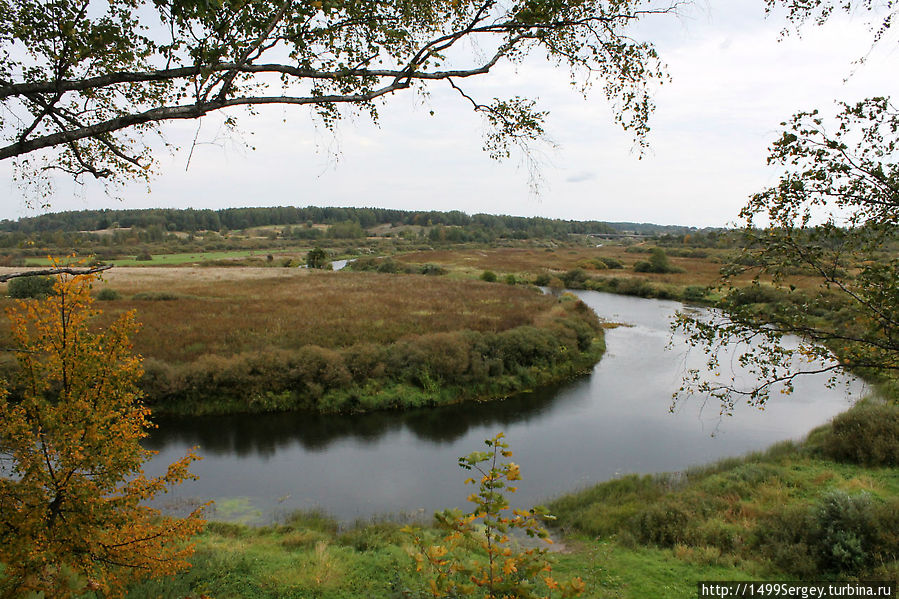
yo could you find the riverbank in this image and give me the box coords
[123,399,899,598]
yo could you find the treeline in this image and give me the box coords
[0,206,705,240]
[136,295,604,416]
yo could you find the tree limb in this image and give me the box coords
[0,265,113,283]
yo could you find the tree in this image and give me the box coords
[305,246,330,269]
[675,2,898,410]
[0,0,675,196]
[0,270,204,597]
[404,432,584,598]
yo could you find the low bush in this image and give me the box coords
[534,273,552,286]
[96,287,121,300]
[816,401,899,466]
[480,270,497,282]
[682,285,708,302]
[753,490,898,577]
[561,268,588,287]
[132,291,180,301]
[598,257,624,269]
[632,248,682,274]
[418,263,447,276]
[725,283,785,306]
[630,501,691,547]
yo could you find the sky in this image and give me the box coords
[1,0,897,227]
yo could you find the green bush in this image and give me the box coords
[96,288,121,301]
[418,263,447,276]
[503,274,517,285]
[132,291,180,301]
[817,402,899,466]
[753,490,896,577]
[480,270,497,282]
[8,276,56,299]
[534,273,552,286]
[726,283,785,306]
[812,490,878,573]
[561,268,588,287]
[305,247,329,269]
[632,248,681,274]
[682,285,708,302]
[135,250,152,261]
[630,501,690,547]
[598,257,623,269]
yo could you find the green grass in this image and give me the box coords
[66,401,895,597]
[25,250,275,266]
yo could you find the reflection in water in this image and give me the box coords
[147,383,569,457]
[144,291,864,523]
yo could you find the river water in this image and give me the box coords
[144,291,864,524]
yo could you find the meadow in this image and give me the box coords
[0,267,605,416]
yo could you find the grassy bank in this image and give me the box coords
[550,398,899,584]
[115,400,898,598]
[0,268,605,416]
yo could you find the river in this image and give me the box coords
[143,291,864,524]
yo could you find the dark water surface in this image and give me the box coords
[144,291,864,523]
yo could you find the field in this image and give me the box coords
[392,245,822,290]
[25,250,292,267]
[0,267,559,362]
[0,266,604,416]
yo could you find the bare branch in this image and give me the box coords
[0,265,113,283]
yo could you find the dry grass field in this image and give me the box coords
[393,246,824,291]
[0,267,559,364]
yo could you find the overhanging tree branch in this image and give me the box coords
[0,265,113,283]
[0,0,676,190]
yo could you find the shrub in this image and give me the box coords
[726,283,784,306]
[633,260,653,273]
[135,250,152,261]
[480,270,497,282]
[377,259,400,274]
[418,263,447,276]
[630,501,691,547]
[598,257,623,269]
[561,268,588,287]
[682,285,708,302]
[534,273,552,286]
[817,402,899,466]
[754,490,892,577]
[812,490,878,573]
[132,291,180,301]
[96,287,121,301]
[306,247,330,269]
[8,275,56,299]
[504,273,517,285]
[633,248,681,274]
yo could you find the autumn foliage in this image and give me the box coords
[405,433,585,598]
[0,271,204,597]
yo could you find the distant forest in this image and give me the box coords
[0,206,697,239]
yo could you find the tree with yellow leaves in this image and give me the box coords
[0,270,204,597]
[405,432,584,599]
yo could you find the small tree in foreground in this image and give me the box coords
[0,271,204,598]
[404,433,584,598]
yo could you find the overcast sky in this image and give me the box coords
[2,0,897,227]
